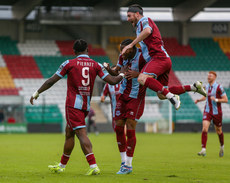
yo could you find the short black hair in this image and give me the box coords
[73,39,88,53]
[128,4,143,15]
[120,39,134,47]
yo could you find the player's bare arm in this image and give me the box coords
[103,74,124,85]
[121,28,151,55]
[30,74,61,105]
[195,96,206,104]
[101,95,105,102]
[103,63,121,76]
[210,95,228,103]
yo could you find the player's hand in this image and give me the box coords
[210,96,215,101]
[195,100,199,104]
[30,91,39,105]
[101,96,105,102]
[121,44,133,55]
[125,70,139,80]
[103,62,110,71]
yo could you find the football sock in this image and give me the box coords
[115,125,127,152]
[120,152,127,163]
[218,132,224,146]
[202,131,207,148]
[126,129,136,158]
[126,156,133,167]
[168,85,192,95]
[86,153,97,168]
[145,77,171,97]
[60,153,70,167]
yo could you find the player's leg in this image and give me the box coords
[117,118,136,175]
[60,126,75,166]
[213,115,224,157]
[157,81,207,100]
[138,59,180,110]
[75,127,100,175]
[168,81,207,97]
[48,126,75,173]
[198,120,211,156]
[115,119,127,165]
[114,95,127,166]
[215,125,224,157]
[117,97,144,174]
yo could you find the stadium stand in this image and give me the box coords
[17,40,60,56]
[0,36,229,124]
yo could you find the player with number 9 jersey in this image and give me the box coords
[56,55,108,112]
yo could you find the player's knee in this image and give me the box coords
[126,119,136,130]
[216,127,222,135]
[115,120,125,127]
[202,127,208,133]
[137,74,146,85]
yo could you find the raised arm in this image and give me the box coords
[30,74,61,105]
[121,28,152,55]
[195,96,206,104]
[103,63,121,76]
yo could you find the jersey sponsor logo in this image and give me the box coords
[116,111,121,116]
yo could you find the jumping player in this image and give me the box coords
[101,80,120,130]
[121,4,206,109]
[195,71,228,157]
[30,39,125,175]
[104,39,146,174]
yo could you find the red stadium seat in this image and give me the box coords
[4,55,43,78]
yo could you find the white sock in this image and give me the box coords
[125,156,133,167]
[221,145,224,149]
[202,148,206,151]
[166,92,174,99]
[59,163,66,168]
[190,84,196,91]
[90,164,97,169]
[120,152,126,163]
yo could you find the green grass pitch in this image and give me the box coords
[0,133,229,183]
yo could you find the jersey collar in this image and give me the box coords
[208,81,217,88]
[137,16,146,27]
[77,54,89,58]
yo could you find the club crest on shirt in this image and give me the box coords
[116,111,121,116]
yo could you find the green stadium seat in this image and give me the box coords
[0,36,20,55]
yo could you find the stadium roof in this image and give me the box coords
[1,0,230,22]
[0,0,230,7]
[0,0,230,8]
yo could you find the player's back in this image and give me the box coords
[56,54,108,111]
[136,17,169,61]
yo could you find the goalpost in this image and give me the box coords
[92,96,173,134]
